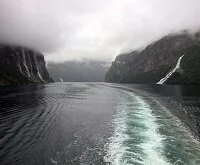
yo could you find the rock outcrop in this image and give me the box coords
[0,45,53,85]
[105,32,200,84]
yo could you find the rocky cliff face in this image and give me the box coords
[0,45,53,85]
[105,32,200,84]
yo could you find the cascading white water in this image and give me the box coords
[157,55,184,84]
[21,49,31,78]
[33,54,44,82]
[16,52,22,73]
[59,76,64,82]
[27,51,33,78]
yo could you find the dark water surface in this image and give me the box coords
[0,83,200,165]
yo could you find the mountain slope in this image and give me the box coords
[0,45,53,85]
[105,32,200,84]
[166,46,200,84]
[48,60,109,82]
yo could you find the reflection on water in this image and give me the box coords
[0,83,200,165]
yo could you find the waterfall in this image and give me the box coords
[21,49,31,77]
[27,51,33,78]
[33,54,44,82]
[157,55,184,84]
[59,76,64,82]
[16,52,22,73]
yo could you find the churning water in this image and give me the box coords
[0,83,200,165]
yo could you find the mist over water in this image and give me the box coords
[0,83,200,165]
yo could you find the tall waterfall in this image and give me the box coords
[33,54,44,82]
[21,49,31,77]
[157,55,184,84]
[16,52,22,74]
[59,76,64,82]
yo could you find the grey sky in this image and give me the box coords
[0,0,200,62]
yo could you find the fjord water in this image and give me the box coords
[0,83,200,165]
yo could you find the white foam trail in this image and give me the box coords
[105,101,130,165]
[134,95,170,165]
[33,54,44,82]
[157,55,184,84]
[105,91,171,165]
[21,48,31,77]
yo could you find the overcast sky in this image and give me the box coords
[0,0,200,62]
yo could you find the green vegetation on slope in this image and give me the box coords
[166,46,200,84]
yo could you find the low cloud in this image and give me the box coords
[0,0,200,62]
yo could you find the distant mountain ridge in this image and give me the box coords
[0,45,53,85]
[48,60,109,82]
[105,31,200,84]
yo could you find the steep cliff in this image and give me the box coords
[0,45,53,85]
[105,32,200,84]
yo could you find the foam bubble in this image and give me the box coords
[105,90,171,165]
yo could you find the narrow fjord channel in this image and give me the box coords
[0,83,200,165]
